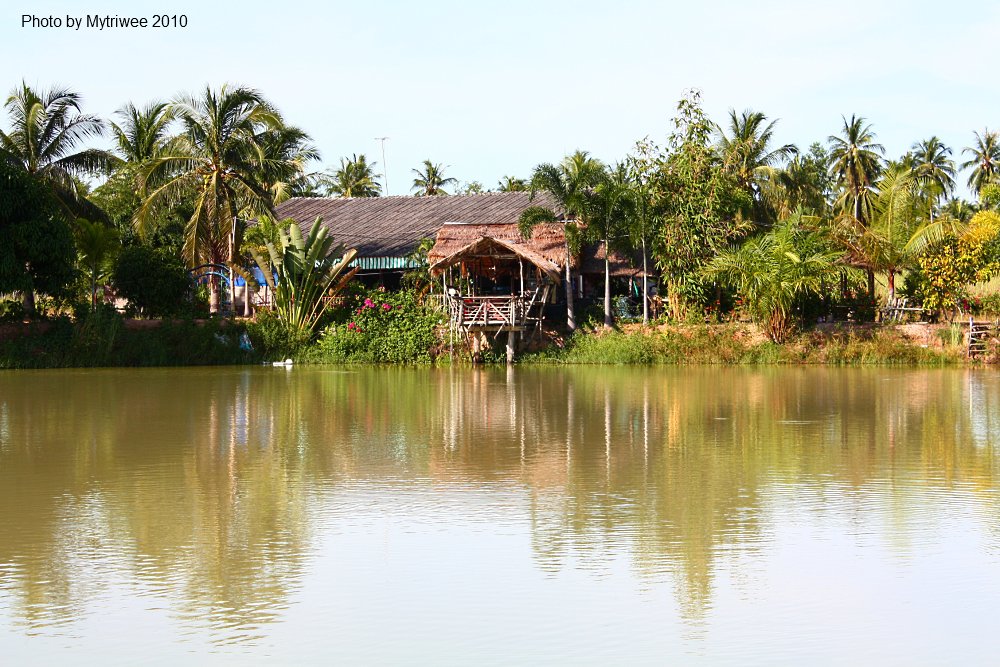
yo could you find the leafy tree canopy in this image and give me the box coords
[0,159,75,299]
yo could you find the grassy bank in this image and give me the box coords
[520,323,966,366]
[0,308,975,369]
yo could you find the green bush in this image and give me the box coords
[113,246,193,317]
[0,312,250,369]
[308,289,440,363]
[245,309,312,360]
[0,299,24,323]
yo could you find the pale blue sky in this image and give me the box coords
[4,0,998,196]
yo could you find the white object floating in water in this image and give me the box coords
[272,359,294,367]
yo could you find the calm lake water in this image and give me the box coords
[1,365,999,664]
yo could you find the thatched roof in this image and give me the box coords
[429,235,563,283]
[580,242,644,278]
[274,191,560,260]
[428,220,569,268]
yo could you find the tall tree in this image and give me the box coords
[74,219,120,309]
[777,143,833,217]
[497,176,527,192]
[519,150,606,332]
[827,114,885,224]
[0,82,118,219]
[586,164,634,327]
[627,139,664,324]
[717,109,796,222]
[647,92,751,319]
[827,114,885,300]
[110,101,174,164]
[0,160,76,314]
[255,125,319,205]
[910,136,955,220]
[411,160,456,196]
[961,129,1000,196]
[320,154,381,198]
[135,85,286,312]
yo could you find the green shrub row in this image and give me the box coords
[0,306,250,368]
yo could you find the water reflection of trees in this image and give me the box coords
[0,366,998,636]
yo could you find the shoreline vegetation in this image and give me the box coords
[0,305,982,370]
[5,82,1000,370]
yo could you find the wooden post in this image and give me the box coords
[471,331,481,363]
[506,329,515,365]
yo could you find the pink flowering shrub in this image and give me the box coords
[312,288,439,362]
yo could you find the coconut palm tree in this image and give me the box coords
[254,125,319,207]
[74,219,120,309]
[828,115,884,222]
[942,197,977,223]
[411,160,457,196]
[717,109,796,221]
[834,165,959,302]
[961,129,1000,196]
[497,175,527,192]
[135,85,286,312]
[110,101,174,164]
[827,114,885,300]
[910,136,955,220]
[0,82,118,216]
[586,164,634,327]
[322,154,381,198]
[519,150,606,331]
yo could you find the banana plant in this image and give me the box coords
[250,217,357,333]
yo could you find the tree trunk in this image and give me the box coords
[888,271,895,302]
[209,277,220,314]
[91,268,98,310]
[564,238,575,332]
[603,239,612,328]
[867,269,875,305]
[641,239,649,325]
[22,289,34,318]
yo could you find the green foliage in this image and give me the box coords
[0,159,76,303]
[704,212,841,343]
[523,324,958,366]
[251,218,358,333]
[961,129,1000,195]
[0,312,250,368]
[319,153,381,197]
[717,108,797,223]
[244,309,312,359]
[135,85,310,287]
[645,91,752,317]
[0,299,24,322]
[75,219,120,307]
[89,166,189,252]
[400,237,435,293]
[827,114,885,223]
[778,143,833,217]
[411,160,457,196]
[0,82,119,219]
[112,245,193,317]
[913,211,1000,313]
[309,289,440,363]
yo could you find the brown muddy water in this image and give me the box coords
[1,366,999,665]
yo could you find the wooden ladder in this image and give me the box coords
[968,317,991,358]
